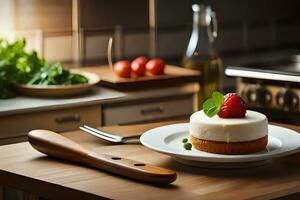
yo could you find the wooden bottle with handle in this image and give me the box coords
[28,130,177,184]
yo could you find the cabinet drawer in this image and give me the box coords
[103,95,193,125]
[0,105,101,139]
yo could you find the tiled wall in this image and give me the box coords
[0,0,73,63]
[81,0,300,64]
[44,36,73,62]
[85,35,111,60]
[155,0,300,57]
[123,32,149,58]
[1,0,300,65]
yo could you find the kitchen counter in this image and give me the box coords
[0,87,125,116]
[1,121,300,199]
[0,82,198,145]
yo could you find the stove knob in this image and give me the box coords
[276,89,299,110]
[246,88,256,104]
[256,87,272,106]
[247,87,272,106]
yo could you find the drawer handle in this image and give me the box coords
[55,114,81,123]
[140,107,164,115]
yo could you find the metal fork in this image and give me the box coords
[79,125,140,143]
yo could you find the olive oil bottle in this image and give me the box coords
[182,4,222,108]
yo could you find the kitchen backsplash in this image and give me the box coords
[0,0,300,64]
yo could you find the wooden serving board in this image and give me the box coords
[75,65,201,90]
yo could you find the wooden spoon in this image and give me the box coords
[28,130,177,184]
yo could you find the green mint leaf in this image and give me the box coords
[212,91,224,105]
[203,99,219,117]
[203,91,224,117]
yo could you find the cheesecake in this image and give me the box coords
[189,110,268,154]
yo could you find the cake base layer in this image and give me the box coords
[190,135,268,155]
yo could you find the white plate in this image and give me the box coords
[140,123,300,165]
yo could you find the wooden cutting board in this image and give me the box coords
[75,65,201,90]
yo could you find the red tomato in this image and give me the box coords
[146,59,165,75]
[131,56,147,77]
[131,62,146,77]
[132,56,148,66]
[114,60,131,78]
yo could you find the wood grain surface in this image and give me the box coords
[76,65,201,90]
[0,121,300,200]
[28,130,176,184]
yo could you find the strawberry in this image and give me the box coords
[218,93,246,118]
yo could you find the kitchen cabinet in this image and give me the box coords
[103,95,194,125]
[102,83,199,126]
[0,87,124,145]
[0,105,101,145]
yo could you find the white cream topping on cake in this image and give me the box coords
[189,110,268,142]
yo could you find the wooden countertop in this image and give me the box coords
[1,121,300,200]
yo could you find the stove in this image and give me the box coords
[225,55,300,124]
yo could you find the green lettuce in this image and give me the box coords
[0,38,88,98]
